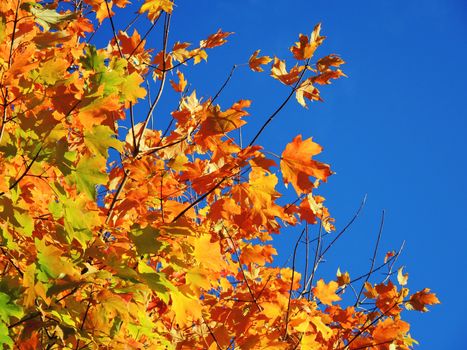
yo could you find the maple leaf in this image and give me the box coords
[139,0,174,21]
[198,100,250,137]
[291,24,325,60]
[316,54,345,72]
[295,78,321,108]
[249,50,272,72]
[373,318,410,343]
[270,57,304,85]
[407,288,440,312]
[170,70,187,92]
[280,135,332,194]
[200,29,233,49]
[336,268,350,286]
[312,279,341,305]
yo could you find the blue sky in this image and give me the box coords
[98,0,466,347]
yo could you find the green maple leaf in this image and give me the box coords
[0,292,23,324]
[84,125,123,160]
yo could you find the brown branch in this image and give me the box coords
[129,18,159,59]
[171,176,226,223]
[8,312,40,329]
[304,219,323,299]
[209,64,237,108]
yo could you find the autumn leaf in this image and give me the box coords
[280,135,332,194]
[336,268,350,286]
[139,0,174,21]
[170,70,187,92]
[200,29,233,49]
[290,24,325,60]
[270,57,304,85]
[397,267,409,286]
[249,50,272,72]
[373,318,410,343]
[312,279,341,305]
[407,288,440,312]
[295,78,321,108]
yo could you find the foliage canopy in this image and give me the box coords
[0,0,438,349]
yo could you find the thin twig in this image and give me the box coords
[319,194,367,259]
[248,58,311,146]
[355,210,385,306]
[105,0,123,58]
[283,228,306,339]
[135,13,171,154]
[223,226,261,311]
[0,146,43,197]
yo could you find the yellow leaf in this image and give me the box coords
[140,0,174,21]
[397,267,409,286]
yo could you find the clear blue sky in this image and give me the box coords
[99,0,466,347]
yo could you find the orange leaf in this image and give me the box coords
[295,78,321,108]
[280,135,332,194]
[200,29,233,49]
[373,318,410,343]
[290,23,325,60]
[170,70,187,92]
[407,288,440,312]
[270,57,304,85]
[249,50,272,72]
[313,279,341,305]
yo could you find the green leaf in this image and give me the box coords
[68,156,107,199]
[12,210,34,237]
[35,238,78,281]
[49,195,99,247]
[84,125,123,160]
[80,45,105,72]
[0,322,13,349]
[0,292,23,324]
[50,310,77,328]
[129,225,165,255]
[137,262,174,303]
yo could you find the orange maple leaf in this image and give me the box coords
[170,70,187,92]
[313,279,341,306]
[270,57,304,85]
[280,135,332,194]
[249,50,272,72]
[290,23,325,60]
[200,29,233,49]
[373,318,410,343]
[407,288,440,312]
